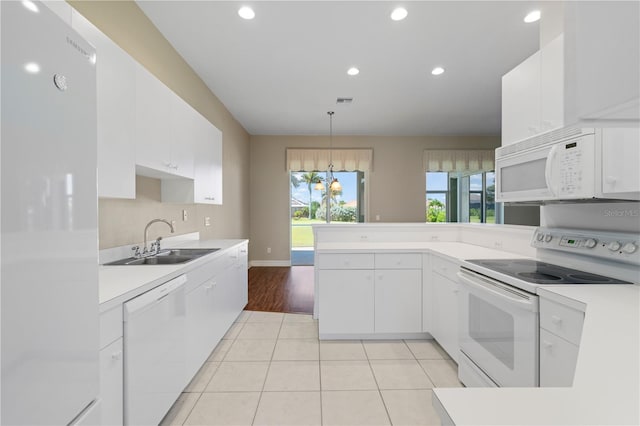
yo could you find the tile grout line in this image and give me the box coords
[250,313,284,425]
[363,339,395,426]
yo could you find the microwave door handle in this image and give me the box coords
[457,271,536,311]
[544,145,559,197]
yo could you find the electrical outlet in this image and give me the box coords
[182,209,188,221]
[204,217,211,227]
[267,247,271,254]
[375,215,380,221]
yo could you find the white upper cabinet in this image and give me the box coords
[501,51,541,146]
[598,128,640,199]
[134,64,194,179]
[564,1,640,126]
[193,114,223,204]
[72,10,136,199]
[502,34,565,146]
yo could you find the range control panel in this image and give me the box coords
[532,227,640,265]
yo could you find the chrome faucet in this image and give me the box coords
[141,218,175,256]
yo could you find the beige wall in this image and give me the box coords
[250,135,500,262]
[68,1,251,249]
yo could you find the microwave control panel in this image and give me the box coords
[555,139,594,196]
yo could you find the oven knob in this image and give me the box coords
[622,242,637,254]
[536,233,544,241]
[607,241,621,251]
[584,239,597,248]
[544,234,553,242]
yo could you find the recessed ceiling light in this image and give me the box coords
[22,0,39,13]
[238,6,255,20]
[347,67,360,76]
[390,7,408,21]
[524,10,541,23]
[431,67,445,76]
[24,62,40,74]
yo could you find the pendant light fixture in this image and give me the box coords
[327,111,341,192]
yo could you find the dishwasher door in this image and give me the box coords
[124,274,187,426]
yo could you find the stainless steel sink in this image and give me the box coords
[104,248,219,266]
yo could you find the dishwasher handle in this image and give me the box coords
[124,274,187,319]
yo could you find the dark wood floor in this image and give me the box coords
[246,266,314,314]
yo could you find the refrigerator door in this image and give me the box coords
[1,1,99,424]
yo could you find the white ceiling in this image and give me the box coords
[136,1,540,136]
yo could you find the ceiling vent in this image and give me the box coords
[336,97,353,105]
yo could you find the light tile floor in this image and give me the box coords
[161,310,462,426]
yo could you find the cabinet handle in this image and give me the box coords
[240,249,247,253]
[542,340,553,351]
[111,351,122,361]
[551,315,563,325]
[205,197,216,200]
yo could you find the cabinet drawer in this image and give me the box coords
[100,305,123,349]
[375,253,422,269]
[431,255,460,282]
[317,253,374,269]
[540,299,584,345]
[540,329,579,387]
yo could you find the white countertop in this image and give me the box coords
[433,284,640,425]
[99,239,247,312]
[316,241,530,262]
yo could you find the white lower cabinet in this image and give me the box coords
[539,297,584,387]
[319,269,375,335]
[317,252,422,337]
[99,338,123,426]
[374,269,422,333]
[430,255,460,362]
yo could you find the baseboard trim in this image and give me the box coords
[250,260,292,267]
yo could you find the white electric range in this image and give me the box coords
[456,227,639,388]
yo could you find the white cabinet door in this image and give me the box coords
[135,63,172,173]
[564,1,640,124]
[186,280,217,380]
[540,34,564,134]
[194,114,223,204]
[501,51,541,146]
[374,270,422,333]
[99,338,123,426]
[540,329,579,387]
[72,11,136,199]
[432,272,459,363]
[168,92,195,179]
[319,270,374,335]
[599,128,640,200]
[422,253,432,333]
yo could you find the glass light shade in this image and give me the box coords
[330,179,342,191]
[314,181,324,191]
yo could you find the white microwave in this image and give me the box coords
[495,127,640,203]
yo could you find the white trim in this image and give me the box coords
[250,260,292,267]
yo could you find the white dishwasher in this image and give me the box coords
[124,274,187,426]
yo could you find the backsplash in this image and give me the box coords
[99,175,220,249]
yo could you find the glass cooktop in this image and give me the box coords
[465,259,632,285]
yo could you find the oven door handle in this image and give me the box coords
[457,270,538,312]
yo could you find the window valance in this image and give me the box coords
[286,148,373,172]
[423,149,494,172]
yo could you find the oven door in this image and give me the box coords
[458,269,539,387]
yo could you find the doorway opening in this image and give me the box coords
[290,170,365,265]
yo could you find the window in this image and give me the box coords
[426,172,448,222]
[426,171,499,224]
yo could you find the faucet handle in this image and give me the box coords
[131,246,141,258]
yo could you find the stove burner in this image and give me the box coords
[464,259,632,285]
[517,272,562,281]
[567,274,615,283]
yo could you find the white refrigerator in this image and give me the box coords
[1,1,100,424]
